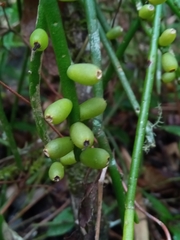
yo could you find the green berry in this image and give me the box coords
[67,63,102,86]
[44,98,73,125]
[80,97,107,121]
[162,72,176,83]
[30,28,48,51]
[70,122,94,149]
[138,4,155,21]
[158,28,176,47]
[44,137,74,159]
[49,162,64,182]
[60,151,76,166]
[148,0,166,5]
[162,52,178,72]
[106,26,123,40]
[80,148,110,169]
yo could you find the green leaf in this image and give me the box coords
[0,215,23,240]
[47,207,74,237]
[143,191,173,222]
[161,125,180,137]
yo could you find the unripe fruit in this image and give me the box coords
[106,26,123,40]
[148,0,166,5]
[44,137,74,159]
[49,162,64,182]
[60,151,76,166]
[80,97,107,121]
[70,122,94,149]
[44,98,72,125]
[161,52,178,72]
[30,28,48,51]
[138,4,155,21]
[158,28,176,47]
[162,72,176,83]
[67,63,102,86]
[80,148,110,169]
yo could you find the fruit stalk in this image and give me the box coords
[122,5,162,240]
[28,1,50,144]
[84,0,126,225]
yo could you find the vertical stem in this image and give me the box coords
[122,5,162,240]
[84,0,125,225]
[103,18,140,88]
[84,0,102,97]
[28,1,50,144]
[166,0,180,18]
[41,0,80,124]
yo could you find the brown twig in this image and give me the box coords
[0,80,30,105]
[0,80,63,138]
[95,166,108,240]
[23,199,70,240]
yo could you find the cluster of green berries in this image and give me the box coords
[44,94,109,182]
[29,28,109,182]
[159,29,178,83]
[44,72,109,181]
[136,1,178,84]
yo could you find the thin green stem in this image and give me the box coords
[103,18,140,88]
[96,4,111,33]
[29,51,49,144]
[84,0,125,224]
[99,23,156,149]
[41,0,80,124]
[122,5,162,240]
[99,25,140,114]
[84,0,102,97]
[166,0,180,18]
[0,88,23,170]
[28,2,49,144]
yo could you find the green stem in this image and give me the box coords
[28,2,50,144]
[166,0,180,18]
[122,5,162,240]
[96,4,111,33]
[99,23,156,149]
[100,25,140,115]
[84,0,125,224]
[0,88,23,170]
[41,0,80,124]
[29,51,49,144]
[103,18,140,88]
[84,0,102,98]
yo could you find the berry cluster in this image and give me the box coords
[43,64,109,181]
[137,1,178,84]
[29,28,109,182]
